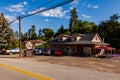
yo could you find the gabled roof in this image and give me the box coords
[80,33,97,41]
[49,33,108,45]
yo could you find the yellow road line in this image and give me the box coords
[0,63,54,80]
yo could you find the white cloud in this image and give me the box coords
[23,1,28,5]
[81,14,91,19]
[28,10,37,14]
[21,12,25,14]
[6,1,28,14]
[41,7,68,18]
[29,7,68,18]
[70,7,74,10]
[92,5,99,9]
[86,3,99,9]
[28,7,45,14]
[7,4,24,12]
[5,15,18,24]
[45,19,49,22]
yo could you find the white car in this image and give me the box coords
[6,48,19,55]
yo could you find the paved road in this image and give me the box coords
[0,66,39,80]
[0,57,120,80]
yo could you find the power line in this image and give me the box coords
[21,0,74,18]
[8,0,56,25]
[8,0,74,25]
[8,18,18,25]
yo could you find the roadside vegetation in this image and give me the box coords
[0,7,120,54]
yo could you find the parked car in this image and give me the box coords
[50,49,55,55]
[54,50,64,56]
[6,48,19,55]
[34,48,45,55]
[44,49,51,56]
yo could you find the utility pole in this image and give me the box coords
[18,16,22,57]
[8,0,74,58]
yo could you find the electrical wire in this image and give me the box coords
[21,0,74,18]
[8,0,55,25]
[8,0,74,25]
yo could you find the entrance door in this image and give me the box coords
[77,46,83,56]
[83,47,92,56]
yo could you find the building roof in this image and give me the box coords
[49,33,108,45]
[80,33,96,41]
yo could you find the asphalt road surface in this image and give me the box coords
[0,57,120,80]
[0,66,39,80]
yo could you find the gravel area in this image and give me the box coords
[33,56,120,74]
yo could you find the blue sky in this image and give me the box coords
[0,0,120,33]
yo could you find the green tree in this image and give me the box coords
[42,28,54,41]
[28,25,37,40]
[98,14,120,48]
[0,13,18,49]
[31,25,37,40]
[79,21,96,33]
[38,29,43,40]
[28,29,32,39]
[14,31,19,39]
[58,25,65,34]
[23,32,29,41]
[55,25,65,36]
[73,20,79,33]
[69,7,78,33]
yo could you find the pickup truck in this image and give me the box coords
[6,48,20,55]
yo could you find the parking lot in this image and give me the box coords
[34,56,120,74]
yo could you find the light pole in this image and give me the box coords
[18,16,22,57]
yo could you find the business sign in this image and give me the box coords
[26,41,33,49]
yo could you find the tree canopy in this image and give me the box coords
[0,13,18,50]
[1,7,120,49]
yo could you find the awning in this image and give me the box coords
[95,46,115,50]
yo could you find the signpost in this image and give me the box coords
[25,41,33,57]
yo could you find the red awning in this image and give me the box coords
[95,46,115,50]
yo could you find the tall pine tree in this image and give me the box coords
[0,13,18,50]
[69,7,78,33]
